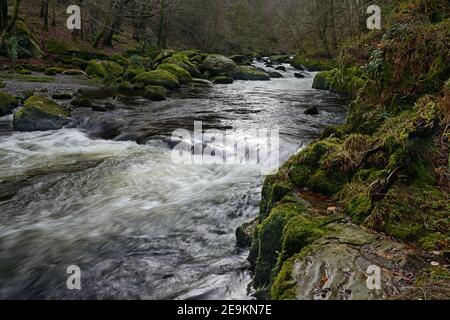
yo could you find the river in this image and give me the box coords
[0,61,346,299]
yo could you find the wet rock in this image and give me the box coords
[162,53,201,78]
[143,85,167,101]
[156,63,192,84]
[132,70,180,90]
[191,78,213,87]
[0,91,19,116]
[71,97,95,108]
[234,66,270,81]
[304,106,319,115]
[236,219,258,248]
[269,71,283,79]
[201,54,240,78]
[294,72,306,78]
[275,66,287,72]
[312,71,334,91]
[52,92,74,100]
[13,96,70,131]
[275,224,422,300]
[212,76,234,84]
[44,67,65,75]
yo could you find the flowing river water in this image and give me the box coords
[0,62,346,299]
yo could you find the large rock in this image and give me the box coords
[132,70,180,90]
[273,223,420,300]
[156,63,192,84]
[13,96,70,131]
[86,60,124,79]
[235,66,270,81]
[162,53,201,78]
[201,54,240,78]
[0,92,19,116]
[122,55,146,81]
[312,70,335,91]
[143,85,167,101]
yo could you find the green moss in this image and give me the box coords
[44,67,65,76]
[312,70,335,90]
[291,54,336,71]
[156,63,192,84]
[132,70,180,90]
[123,55,146,81]
[86,60,107,78]
[110,54,131,66]
[235,66,270,81]
[253,202,305,293]
[0,74,55,83]
[0,91,19,116]
[308,169,341,195]
[163,53,201,77]
[46,39,72,56]
[13,96,70,131]
[143,85,167,101]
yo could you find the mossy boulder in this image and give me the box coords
[132,70,180,90]
[235,66,270,81]
[291,54,336,71]
[143,85,167,101]
[312,70,335,90]
[86,60,124,79]
[270,55,291,63]
[46,39,72,56]
[162,53,201,78]
[156,63,192,84]
[201,54,240,78]
[0,92,19,116]
[110,54,131,66]
[212,76,234,84]
[44,67,65,76]
[122,55,146,81]
[13,96,70,131]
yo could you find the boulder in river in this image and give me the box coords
[0,92,19,116]
[304,106,319,115]
[212,76,234,84]
[312,71,334,91]
[132,70,180,90]
[156,63,192,84]
[52,92,74,100]
[162,53,201,78]
[122,55,146,81]
[275,66,287,72]
[13,96,70,131]
[269,71,283,79]
[294,72,306,78]
[144,85,167,101]
[201,54,240,78]
[234,66,270,81]
[191,78,213,87]
[86,60,124,79]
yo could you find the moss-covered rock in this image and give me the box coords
[110,54,131,66]
[143,85,167,101]
[201,54,240,78]
[312,70,335,91]
[122,55,146,81]
[13,96,69,131]
[156,63,192,84]
[291,54,336,71]
[270,55,291,63]
[132,70,180,90]
[162,53,201,78]
[0,92,19,116]
[86,60,124,79]
[235,66,270,81]
[44,67,65,76]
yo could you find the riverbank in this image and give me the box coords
[244,0,449,300]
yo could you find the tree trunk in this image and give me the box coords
[43,0,49,31]
[0,0,7,31]
[157,0,167,48]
